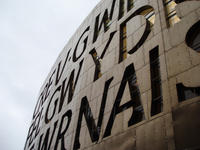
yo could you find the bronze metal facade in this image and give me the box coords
[24,0,200,149]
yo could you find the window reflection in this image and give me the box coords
[164,0,180,26]
[140,8,155,28]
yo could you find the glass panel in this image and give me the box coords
[98,72,102,78]
[168,14,180,26]
[140,8,155,27]
[177,83,200,102]
[164,0,172,3]
[140,8,154,16]
[123,25,126,34]
[192,32,200,52]
[119,24,127,62]
[186,20,200,53]
[149,47,163,116]
[121,25,127,60]
[123,51,127,59]
[105,18,110,31]
[128,0,134,11]
[148,12,155,27]
[123,38,127,49]
[152,79,162,99]
[164,0,180,26]
[119,0,125,19]
[165,1,177,14]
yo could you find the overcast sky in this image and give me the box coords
[0,0,100,149]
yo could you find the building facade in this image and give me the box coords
[24,0,200,150]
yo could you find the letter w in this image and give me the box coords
[93,0,116,43]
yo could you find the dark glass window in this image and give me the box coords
[119,24,127,62]
[127,66,145,124]
[186,20,200,52]
[191,32,200,52]
[104,18,110,31]
[119,0,125,19]
[90,50,102,81]
[176,83,200,102]
[163,0,180,26]
[149,46,163,116]
[174,0,185,3]
[140,7,155,28]
[127,0,134,11]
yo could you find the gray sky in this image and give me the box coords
[0,0,100,149]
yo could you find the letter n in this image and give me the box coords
[73,78,113,150]
[103,63,145,138]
